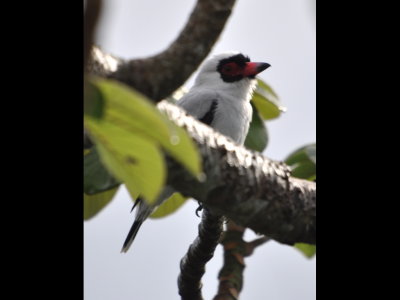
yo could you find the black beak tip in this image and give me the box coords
[257,62,271,73]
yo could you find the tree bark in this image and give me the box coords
[178,209,224,300]
[213,221,270,300]
[158,101,316,246]
[87,0,237,102]
[84,0,102,72]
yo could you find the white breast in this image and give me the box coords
[177,79,256,146]
[212,94,252,145]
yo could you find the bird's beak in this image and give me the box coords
[243,62,271,77]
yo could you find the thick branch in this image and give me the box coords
[158,101,316,246]
[178,209,224,300]
[87,0,236,101]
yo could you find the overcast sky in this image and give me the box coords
[85,0,316,299]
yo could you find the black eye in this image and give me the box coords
[224,65,232,72]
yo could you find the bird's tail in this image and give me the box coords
[121,220,143,253]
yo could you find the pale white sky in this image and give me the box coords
[85,0,316,299]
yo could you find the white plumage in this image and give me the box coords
[177,52,258,145]
[121,52,270,253]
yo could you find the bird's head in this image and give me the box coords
[193,52,270,99]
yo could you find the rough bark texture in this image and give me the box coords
[87,0,237,102]
[178,209,224,300]
[213,221,269,300]
[158,101,316,246]
[84,0,102,71]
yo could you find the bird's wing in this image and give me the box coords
[198,100,218,125]
[177,92,219,125]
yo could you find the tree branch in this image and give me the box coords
[87,0,237,102]
[84,0,102,71]
[158,101,316,246]
[178,209,224,300]
[213,221,270,300]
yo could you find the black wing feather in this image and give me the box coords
[199,100,218,125]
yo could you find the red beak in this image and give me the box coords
[243,62,270,77]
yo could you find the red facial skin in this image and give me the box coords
[243,62,260,77]
[221,62,269,77]
[220,62,243,76]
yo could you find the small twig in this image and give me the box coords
[178,208,224,300]
[213,220,270,300]
[245,236,270,257]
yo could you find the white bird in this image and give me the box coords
[121,52,270,253]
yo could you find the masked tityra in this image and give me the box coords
[121,52,270,253]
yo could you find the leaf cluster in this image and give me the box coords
[84,78,201,219]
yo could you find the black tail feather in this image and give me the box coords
[121,220,143,253]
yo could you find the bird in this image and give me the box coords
[121,52,270,253]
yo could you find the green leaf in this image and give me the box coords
[85,117,166,205]
[84,187,119,220]
[305,144,316,164]
[294,243,316,258]
[159,124,202,180]
[89,78,201,178]
[251,79,286,120]
[284,143,316,165]
[244,105,268,152]
[285,148,309,166]
[149,192,188,219]
[257,79,278,98]
[84,147,121,195]
[285,143,316,180]
[290,161,316,181]
[84,81,104,119]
